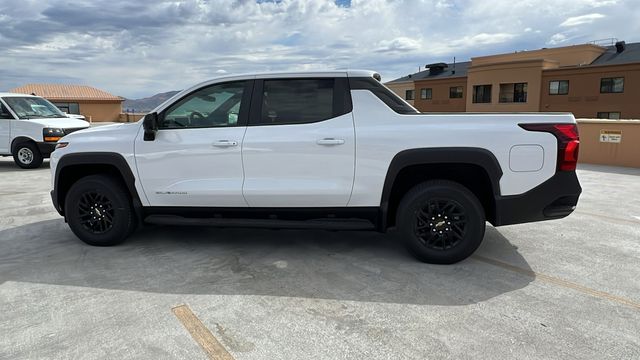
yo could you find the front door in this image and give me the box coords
[0,101,15,154]
[241,77,355,207]
[135,80,252,207]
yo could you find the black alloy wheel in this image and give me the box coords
[397,180,485,264]
[414,199,467,251]
[65,175,136,246]
[77,191,116,234]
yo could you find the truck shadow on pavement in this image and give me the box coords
[0,219,533,306]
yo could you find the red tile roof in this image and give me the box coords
[10,84,123,101]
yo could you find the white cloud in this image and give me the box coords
[560,13,606,27]
[586,0,618,7]
[375,37,422,53]
[548,33,568,45]
[453,33,517,47]
[0,0,637,97]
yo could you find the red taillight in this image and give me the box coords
[519,123,580,172]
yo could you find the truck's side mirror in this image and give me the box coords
[143,112,158,141]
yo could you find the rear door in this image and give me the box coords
[241,77,355,207]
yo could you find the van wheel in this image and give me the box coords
[397,180,486,264]
[12,142,43,169]
[64,175,136,246]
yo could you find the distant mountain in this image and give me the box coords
[123,91,180,113]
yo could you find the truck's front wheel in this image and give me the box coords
[397,180,486,264]
[12,142,43,169]
[64,175,136,246]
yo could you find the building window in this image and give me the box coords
[596,112,621,119]
[449,86,463,99]
[472,85,492,103]
[499,83,527,103]
[549,80,569,95]
[420,88,432,100]
[53,102,80,114]
[405,89,415,100]
[600,77,624,93]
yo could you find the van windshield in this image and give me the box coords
[2,96,66,119]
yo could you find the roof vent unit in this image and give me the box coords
[615,41,626,53]
[425,62,448,75]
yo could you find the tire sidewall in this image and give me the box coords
[13,142,43,169]
[64,176,132,246]
[398,182,486,264]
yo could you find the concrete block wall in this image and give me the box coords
[576,119,640,168]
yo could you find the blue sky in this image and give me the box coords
[0,0,637,98]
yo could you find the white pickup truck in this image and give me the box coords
[50,70,581,263]
[0,93,89,168]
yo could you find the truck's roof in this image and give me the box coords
[212,69,378,81]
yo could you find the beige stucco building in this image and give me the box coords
[387,41,640,120]
[9,84,123,122]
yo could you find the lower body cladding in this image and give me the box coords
[493,171,581,226]
[141,170,581,230]
[143,207,379,231]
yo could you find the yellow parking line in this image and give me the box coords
[473,255,640,311]
[172,304,235,360]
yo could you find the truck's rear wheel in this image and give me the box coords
[64,175,135,246]
[397,180,486,264]
[12,142,43,169]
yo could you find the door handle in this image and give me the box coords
[211,140,238,147]
[316,138,345,146]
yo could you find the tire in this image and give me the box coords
[64,175,136,246]
[397,180,486,264]
[12,142,43,169]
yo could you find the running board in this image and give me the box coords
[144,215,376,231]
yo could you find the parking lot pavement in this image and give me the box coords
[0,158,638,359]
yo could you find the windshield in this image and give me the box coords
[2,96,66,119]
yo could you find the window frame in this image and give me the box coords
[549,80,569,95]
[499,82,528,103]
[348,77,418,114]
[158,80,254,130]
[53,102,80,114]
[600,77,624,93]
[472,84,492,104]
[0,101,16,120]
[420,88,432,100]
[405,89,415,101]
[596,111,621,119]
[449,86,463,99]
[248,77,353,127]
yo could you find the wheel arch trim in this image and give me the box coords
[379,147,503,230]
[52,152,142,217]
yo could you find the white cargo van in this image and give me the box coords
[0,93,89,168]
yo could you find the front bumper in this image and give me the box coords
[37,142,57,157]
[493,171,582,226]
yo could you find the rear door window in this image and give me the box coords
[252,78,351,125]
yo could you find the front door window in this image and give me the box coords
[161,81,246,129]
